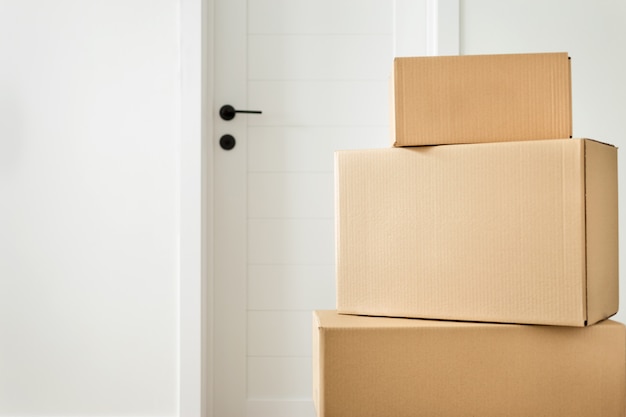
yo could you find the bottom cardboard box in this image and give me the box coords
[312,310,625,417]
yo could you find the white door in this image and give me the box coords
[211,1,450,416]
[210,1,626,416]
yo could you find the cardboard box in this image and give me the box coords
[335,139,618,326]
[312,310,626,417]
[391,52,572,147]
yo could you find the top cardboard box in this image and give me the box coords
[391,52,572,147]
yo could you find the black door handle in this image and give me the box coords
[219,104,262,121]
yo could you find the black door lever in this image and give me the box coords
[219,104,262,121]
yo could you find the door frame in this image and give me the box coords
[179,0,211,416]
[189,1,460,416]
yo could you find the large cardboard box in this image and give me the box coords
[335,139,618,326]
[312,310,626,417]
[391,52,572,147]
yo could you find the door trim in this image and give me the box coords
[428,0,460,55]
[180,0,210,416]
[393,0,459,57]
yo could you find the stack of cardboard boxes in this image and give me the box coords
[313,53,625,417]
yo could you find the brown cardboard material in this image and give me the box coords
[312,310,626,417]
[335,138,618,326]
[391,52,572,147]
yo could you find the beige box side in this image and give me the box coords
[585,139,619,324]
[313,310,626,417]
[311,312,322,415]
[392,52,572,147]
[389,73,397,148]
[336,139,597,326]
[566,57,573,135]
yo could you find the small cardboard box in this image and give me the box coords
[313,310,626,417]
[391,52,572,147]
[335,139,618,326]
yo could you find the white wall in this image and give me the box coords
[460,0,626,323]
[0,1,181,415]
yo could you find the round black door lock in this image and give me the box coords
[219,134,236,150]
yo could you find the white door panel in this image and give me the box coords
[213,1,431,415]
[248,357,311,399]
[246,400,314,417]
[248,0,393,34]
[248,81,389,126]
[248,172,333,218]
[247,264,336,311]
[248,35,393,80]
[248,218,334,265]
[247,311,312,357]
[248,126,389,172]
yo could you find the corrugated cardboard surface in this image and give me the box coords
[585,139,620,324]
[312,310,626,417]
[335,139,618,326]
[391,52,572,147]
